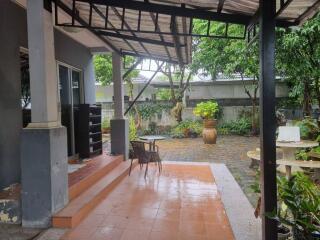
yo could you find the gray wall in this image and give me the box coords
[0,2,96,190]
[54,30,96,104]
[0,1,27,190]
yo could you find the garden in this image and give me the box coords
[97,12,320,240]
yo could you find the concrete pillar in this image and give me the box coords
[26,0,60,128]
[84,56,97,104]
[110,53,129,160]
[112,53,124,118]
[21,1,68,228]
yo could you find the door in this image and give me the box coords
[58,64,82,157]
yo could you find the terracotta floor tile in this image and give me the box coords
[179,220,207,236]
[152,219,179,232]
[60,164,234,240]
[156,209,180,221]
[100,215,130,228]
[91,227,124,240]
[120,228,151,240]
[149,230,179,240]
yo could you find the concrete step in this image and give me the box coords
[53,160,135,228]
[68,155,123,201]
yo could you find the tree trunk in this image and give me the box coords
[303,80,312,117]
[251,100,258,135]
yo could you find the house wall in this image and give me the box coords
[0,1,96,190]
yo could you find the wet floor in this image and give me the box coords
[61,163,235,240]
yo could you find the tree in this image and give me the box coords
[191,21,259,134]
[276,13,320,116]
[93,54,141,126]
[159,64,192,122]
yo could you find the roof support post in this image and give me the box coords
[112,52,124,119]
[111,52,129,160]
[259,0,277,239]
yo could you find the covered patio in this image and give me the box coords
[1,0,319,240]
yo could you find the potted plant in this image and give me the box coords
[267,173,320,240]
[193,100,219,144]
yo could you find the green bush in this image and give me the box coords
[193,100,219,119]
[268,173,320,239]
[294,117,320,140]
[129,116,137,141]
[170,120,202,138]
[101,117,110,131]
[217,118,252,135]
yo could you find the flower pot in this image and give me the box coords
[202,119,217,144]
[278,225,290,240]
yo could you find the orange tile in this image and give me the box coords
[59,163,234,240]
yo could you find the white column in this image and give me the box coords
[112,52,124,119]
[26,0,60,128]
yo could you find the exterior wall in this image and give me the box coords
[97,80,289,126]
[0,1,27,190]
[54,30,96,104]
[96,80,288,103]
[0,2,96,190]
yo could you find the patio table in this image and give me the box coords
[276,140,318,178]
[139,135,166,151]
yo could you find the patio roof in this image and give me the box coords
[54,0,320,65]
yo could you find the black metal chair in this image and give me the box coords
[129,140,162,178]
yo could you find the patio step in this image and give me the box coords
[68,155,123,201]
[52,160,136,228]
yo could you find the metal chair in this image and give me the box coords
[129,140,162,178]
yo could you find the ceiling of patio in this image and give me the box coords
[55,0,320,65]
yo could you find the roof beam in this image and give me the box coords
[55,0,120,54]
[148,11,173,62]
[97,30,183,47]
[75,0,251,25]
[170,16,184,66]
[217,0,226,13]
[122,51,179,64]
[110,7,151,56]
[275,0,294,18]
[91,4,138,54]
[296,0,320,24]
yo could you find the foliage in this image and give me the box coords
[93,54,139,86]
[296,150,309,161]
[101,117,110,130]
[156,88,173,100]
[193,101,219,119]
[133,102,173,120]
[129,115,137,141]
[294,118,320,140]
[217,118,252,136]
[268,173,320,239]
[276,13,320,116]
[170,120,202,138]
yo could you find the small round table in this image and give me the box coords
[276,140,319,177]
[139,135,166,151]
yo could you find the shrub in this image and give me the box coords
[294,117,320,140]
[269,173,320,239]
[170,120,202,138]
[101,118,110,133]
[217,118,252,135]
[193,100,219,119]
[129,115,137,141]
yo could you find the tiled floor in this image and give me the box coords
[61,163,235,240]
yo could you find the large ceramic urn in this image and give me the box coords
[202,119,217,144]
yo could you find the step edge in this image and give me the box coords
[53,161,135,228]
[68,155,123,201]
